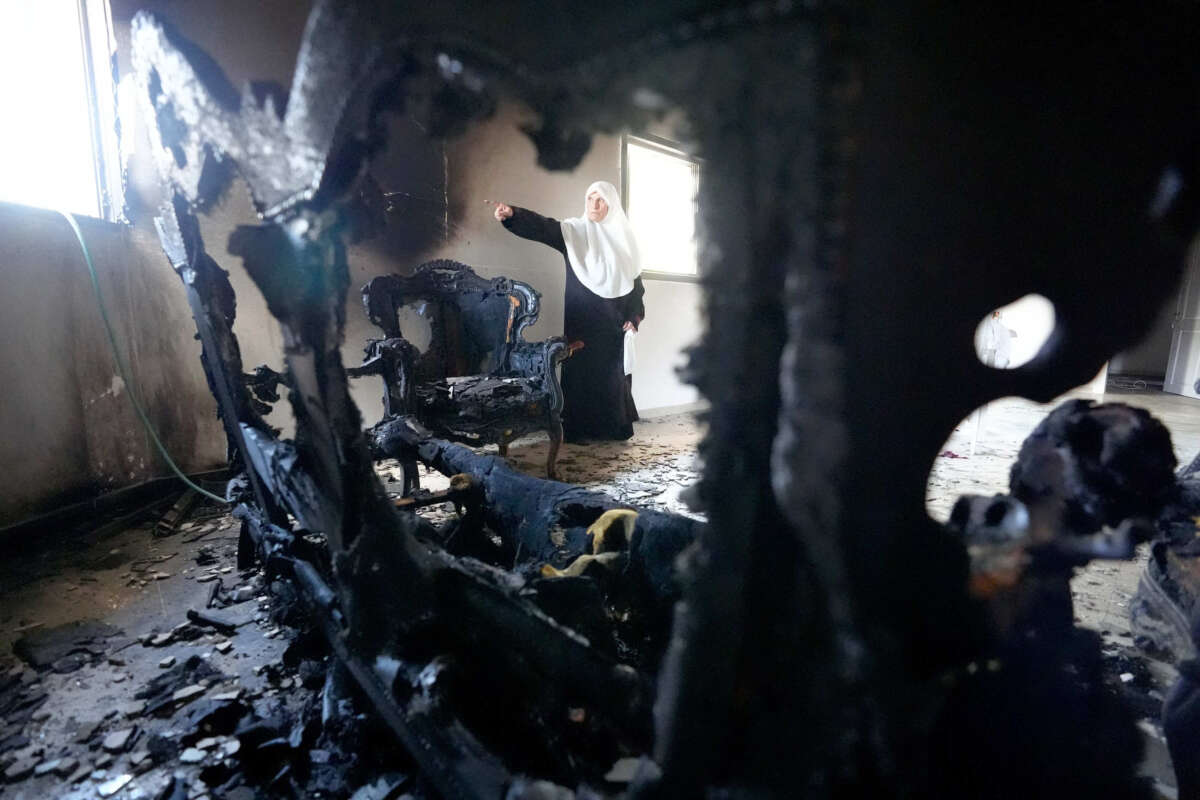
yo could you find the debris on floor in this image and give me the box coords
[8,395,1198,797]
[0,415,703,798]
[12,620,124,674]
[154,490,200,539]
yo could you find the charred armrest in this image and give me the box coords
[507,337,571,413]
[348,337,419,418]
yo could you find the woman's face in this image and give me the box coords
[586,191,609,221]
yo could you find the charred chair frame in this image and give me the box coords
[357,260,569,483]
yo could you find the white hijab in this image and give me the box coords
[560,181,641,299]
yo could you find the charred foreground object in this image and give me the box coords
[126,1,1200,797]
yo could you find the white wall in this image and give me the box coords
[632,279,702,410]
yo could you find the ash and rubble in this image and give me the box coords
[0,420,703,800]
[6,397,1200,798]
[0,502,315,800]
[0,547,475,800]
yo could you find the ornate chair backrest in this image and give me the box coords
[362,260,541,384]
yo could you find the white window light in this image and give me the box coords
[0,0,122,220]
[622,135,700,279]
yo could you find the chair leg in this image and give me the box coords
[547,418,563,481]
[498,437,510,458]
[403,457,421,496]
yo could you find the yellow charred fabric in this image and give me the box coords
[539,509,639,579]
[540,552,625,578]
[588,508,638,554]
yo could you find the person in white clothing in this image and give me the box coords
[976,310,1017,369]
[969,310,1019,455]
[489,182,645,441]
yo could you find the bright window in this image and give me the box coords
[0,0,120,219]
[623,135,700,278]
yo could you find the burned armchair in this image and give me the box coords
[356,260,571,480]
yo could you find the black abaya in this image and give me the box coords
[503,206,645,441]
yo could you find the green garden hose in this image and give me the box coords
[58,209,228,505]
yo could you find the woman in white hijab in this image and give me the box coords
[492,181,645,441]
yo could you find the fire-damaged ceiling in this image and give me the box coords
[123,0,1200,796]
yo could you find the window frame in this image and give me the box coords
[76,0,124,223]
[620,133,702,284]
[0,0,123,223]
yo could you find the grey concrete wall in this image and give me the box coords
[0,204,225,524]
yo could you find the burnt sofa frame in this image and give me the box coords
[129,0,1200,796]
[356,260,570,483]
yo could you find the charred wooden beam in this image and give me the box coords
[393,473,478,511]
[151,194,288,525]
[236,502,512,798]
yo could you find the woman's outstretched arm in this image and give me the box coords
[491,201,566,253]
